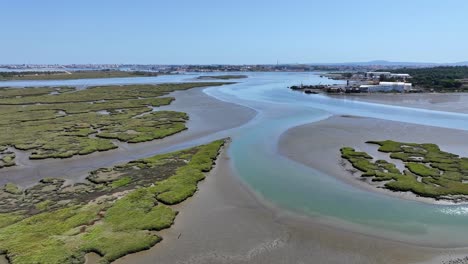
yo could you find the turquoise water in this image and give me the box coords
[4,72,468,246]
[204,72,468,247]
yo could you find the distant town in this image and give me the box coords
[0,61,459,73]
[2,62,468,93]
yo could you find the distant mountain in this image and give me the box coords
[346,60,438,66]
[452,61,468,66]
[308,60,468,67]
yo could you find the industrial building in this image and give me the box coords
[365,72,411,80]
[360,82,412,92]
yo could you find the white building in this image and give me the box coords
[390,73,411,79]
[360,82,412,92]
[366,72,411,80]
[366,72,391,78]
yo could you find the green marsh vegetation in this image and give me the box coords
[0,146,15,168]
[0,82,229,166]
[0,70,162,81]
[0,139,226,264]
[341,140,468,199]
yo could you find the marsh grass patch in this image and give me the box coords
[341,140,468,199]
[0,139,226,264]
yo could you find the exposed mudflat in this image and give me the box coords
[331,93,468,114]
[113,145,457,264]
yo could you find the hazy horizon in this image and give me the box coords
[2,59,468,66]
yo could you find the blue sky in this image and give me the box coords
[1,0,468,64]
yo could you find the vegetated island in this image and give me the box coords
[196,74,247,80]
[389,66,468,92]
[0,70,163,81]
[0,82,230,169]
[341,140,468,202]
[0,139,226,264]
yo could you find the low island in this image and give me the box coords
[0,70,162,81]
[341,140,468,202]
[196,74,247,80]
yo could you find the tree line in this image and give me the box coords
[390,66,468,91]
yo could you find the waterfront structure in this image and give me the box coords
[366,71,391,78]
[360,82,412,92]
[365,72,411,80]
[390,73,411,79]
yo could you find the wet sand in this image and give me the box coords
[279,115,468,205]
[0,87,255,187]
[331,93,468,114]
[113,143,457,264]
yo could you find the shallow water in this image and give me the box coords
[4,72,468,247]
[203,72,468,247]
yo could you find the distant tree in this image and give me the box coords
[343,72,353,78]
[390,66,468,91]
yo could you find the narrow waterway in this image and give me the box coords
[204,72,468,247]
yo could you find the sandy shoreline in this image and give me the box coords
[109,142,461,264]
[0,87,256,187]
